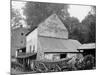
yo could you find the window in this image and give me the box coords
[60,53,67,59]
[80,50,84,52]
[21,32,24,36]
[19,50,22,53]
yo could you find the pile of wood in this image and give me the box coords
[30,58,74,73]
[11,54,95,74]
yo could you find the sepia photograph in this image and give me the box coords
[11,0,96,74]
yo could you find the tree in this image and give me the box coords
[66,6,96,43]
[24,2,49,27]
[11,8,22,27]
[23,2,69,29]
[61,16,82,41]
[23,2,96,43]
[81,13,96,43]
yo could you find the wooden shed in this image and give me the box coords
[77,43,96,57]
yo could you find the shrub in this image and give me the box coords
[75,54,95,70]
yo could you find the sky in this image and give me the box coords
[12,1,92,23]
[12,1,26,27]
[68,5,91,22]
[12,1,26,19]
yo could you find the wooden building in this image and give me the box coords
[77,43,96,57]
[15,14,82,69]
[11,25,29,57]
[18,14,81,61]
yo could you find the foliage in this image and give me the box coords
[11,8,22,27]
[11,61,24,72]
[23,2,96,43]
[75,55,95,70]
[81,14,96,43]
[12,1,96,43]
[23,2,68,29]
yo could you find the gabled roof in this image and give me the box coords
[25,26,37,36]
[38,14,68,39]
[78,43,96,50]
[26,14,68,38]
[39,36,81,52]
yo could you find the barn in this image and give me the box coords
[14,14,83,71]
[23,14,82,61]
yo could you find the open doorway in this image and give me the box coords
[60,53,67,59]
